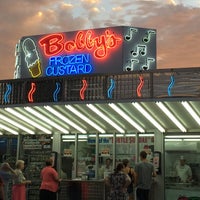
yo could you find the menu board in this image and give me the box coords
[19,135,52,200]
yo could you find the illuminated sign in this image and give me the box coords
[14,26,156,79]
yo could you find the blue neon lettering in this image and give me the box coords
[46,53,93,77]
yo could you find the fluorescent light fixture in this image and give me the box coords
[44,106,86,133]
[62,135,75,139]
[5,108,52,134]
[65,105,105,133]
[99,134,114,137]
[165,139,182,141]
[78,135,88,139]
[25,107,69,133]
[87,104,125,133]
[139,133,154,137]
[125,134,136,137]
[183,139,200,141]
[132,102,165,132]
[108,103,145,133]
[182,101,200,126]
[165,135,200,138]
[0,123,18,135]
[0,114,34,134]
[156,102,186,132]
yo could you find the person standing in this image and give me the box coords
[105,163,131,200]
[123,159,136,200]
[176,156,192,182]
[0,162,16,200]
[12,160,31,200]
[135,151,156,200]
[0,176,4,200]
[39,158,61,200]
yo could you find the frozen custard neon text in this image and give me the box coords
[39,30,122,59]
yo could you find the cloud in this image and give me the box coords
[0,0,200,80]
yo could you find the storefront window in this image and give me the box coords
[164,134,200,200]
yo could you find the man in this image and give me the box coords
[176,156,192,182]
[135,151,157,200]
[99,158,113,179]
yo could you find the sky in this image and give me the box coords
[0,0,200,80]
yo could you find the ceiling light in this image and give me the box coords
[44,106,86,133]
[0,123,18,135]
[132,102,165,132]
[156,102,186,132]
[5,108,52,134]
[108,103,145,133]
[0,114,34,134]
[24,107,69,133]
[87,104,125,133]
[65,105,105,133]
[182,101,200,126]
[165,135,200,138]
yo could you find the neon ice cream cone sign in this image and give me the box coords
[22,38,42,78]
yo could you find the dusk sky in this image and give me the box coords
[0,0,200,80]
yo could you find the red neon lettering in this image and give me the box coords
[39,34,64,56]
[39,30,122,59]
[28,82,36,103]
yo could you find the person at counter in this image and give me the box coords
[39,158,61,200]
[105,162,131,200]
[175,156,192,183]
[135,151,157,200]
[99,158,113,179]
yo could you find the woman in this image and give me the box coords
[105,163,131,200]
[12,160,31,200]
[39,158,61,200]
[123,159,136,200]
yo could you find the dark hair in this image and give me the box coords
[46,158,53,166]
[114,163,124,174]
[122,159,129,167]
[140,151,147,159]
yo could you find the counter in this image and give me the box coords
[59,179,107,200]
[165,183,200,200]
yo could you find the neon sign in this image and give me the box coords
[39,30,122,59]
[46,54,93,76]
[53,82,61,102]
[4,84,12,103]
[28,82,36,102]
[107,78,115,99]
[168,75,175,96]
[137,75,144,97]
[80,79,88,100]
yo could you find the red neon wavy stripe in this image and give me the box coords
[80,79,88,100]
[28,82,36,102]
[137,75,144,97]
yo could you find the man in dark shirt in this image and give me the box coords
[135,151,157,200]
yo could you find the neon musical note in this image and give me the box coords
[142,58,155,70]
[131,44,147,57]
[124,59,139,71]
[107,78,115,99]
[168,75,175,96]
[124,28,138,41]
[142,30,156,43]
[4,84,12,103]
[28,82,36,103]
[53,82,61,102]
[137,75,144,97]
[80,79,88,100]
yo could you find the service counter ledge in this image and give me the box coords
[59,179,108,200]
